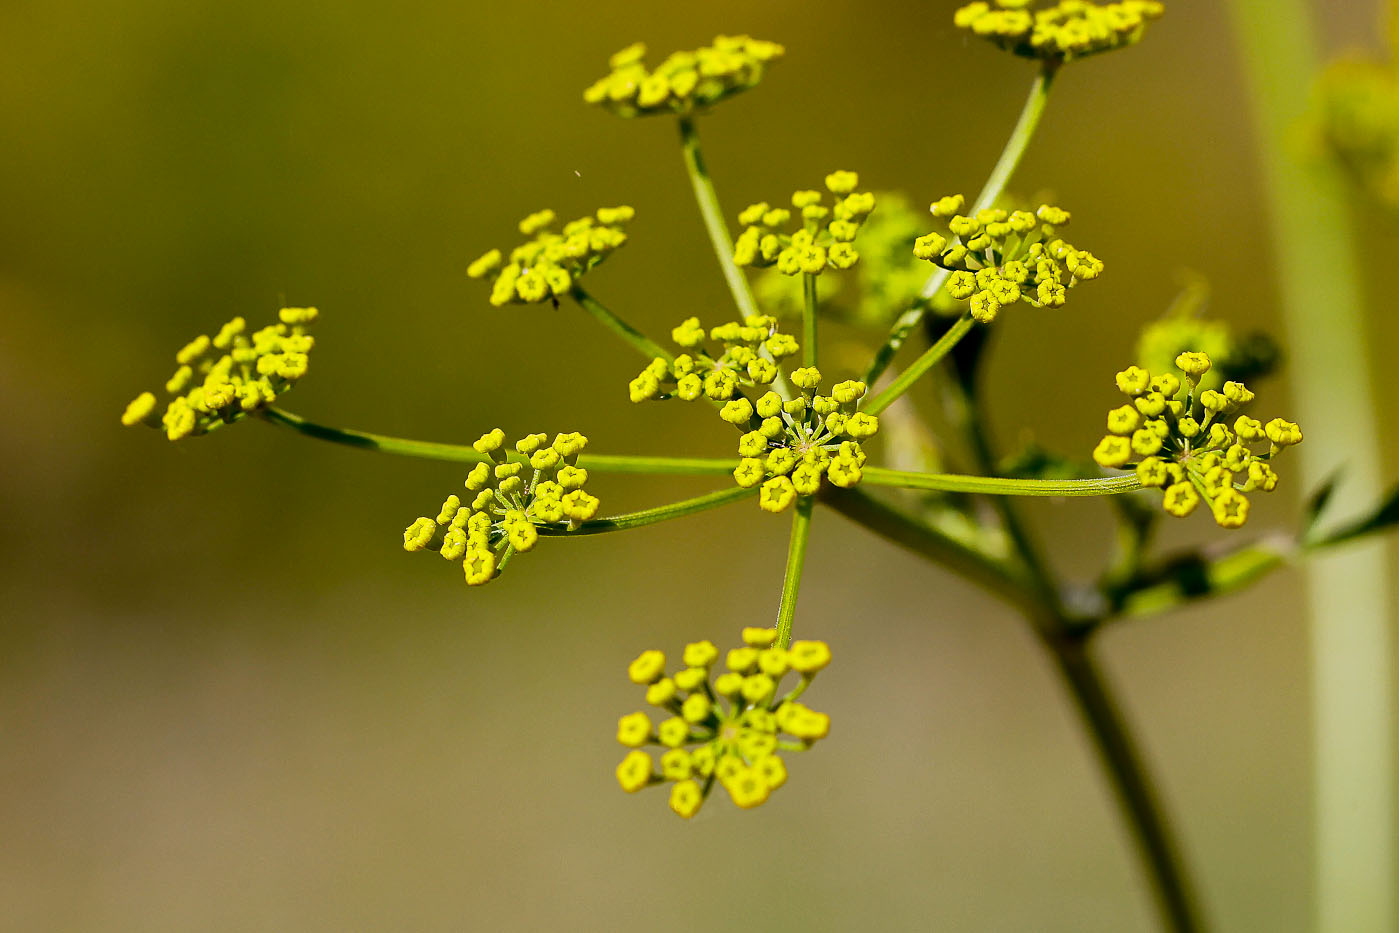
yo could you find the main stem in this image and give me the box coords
[678,116,760,321]
[1227,2,1395,928]
[952,362,1201,930]
[835,484,1207,931]
[775,496,814,649]
[864,64,1057,387]
[1043,630,1204,933]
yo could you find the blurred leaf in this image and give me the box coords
[1312,483,1399,549]
[1301,470,1342,538]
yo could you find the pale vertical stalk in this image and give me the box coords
[1227,3,1395,930]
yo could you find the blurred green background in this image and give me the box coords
[3,1,1397,929]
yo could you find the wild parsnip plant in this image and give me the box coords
[122,3,1399,931]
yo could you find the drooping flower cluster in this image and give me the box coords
[913,196,1102,323]
[733,172,876,276]
[466,207,634,307]
[627,314,799,404]
[615,627,831,819]
[583,37,785,118]
[402,430,600,585]
[121,307,317,441]
[727,368,879,512]
[953,0,1165,63]
[1091,353,1302,527]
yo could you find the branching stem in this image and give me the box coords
[260,407,735,475]
[678,116,759,321]
[535,486,754,536]
[775,496,814,649]
[570,286,670,362]
[864,314,974,414]
[862,467,1140,497]
[863,64,1057,388]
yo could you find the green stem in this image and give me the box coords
[535,485,754,536]
[678,116,759,320]
[1043,631,1205,933]
[861,467,1140,497]
[775,496,814,649]
[803,273,819,369]
[955,369,1199,928]
[1227,3,1395,929]
[570,286,671,362]
[864,64,1057,387]
[864,314,975,414]
[260,407,734,475]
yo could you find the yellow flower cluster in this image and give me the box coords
[402,430,599,585]
[913,196,1102,323]
[615,627,832,819]
[755,191,933,329]
[466,207,634,307]
[953,0,1165,63]
[733,171,876,276]
[728,367,879,512]
[1091,353,1302,528]
[121,307,317,441]
[583,36,785,118]
[628,314,799,404]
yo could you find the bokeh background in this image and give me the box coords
[3,1,1398,929]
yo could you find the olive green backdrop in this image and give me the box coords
[2,0,1396,930]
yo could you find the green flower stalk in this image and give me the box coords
[466,207,633,306]
[913,197,1102,324]
[583,36,784,118]
[402,429,599,585]
[954,0,1165,63]
[615,627,831,818]
[1091,352,1302,527]
[121,306,318,441]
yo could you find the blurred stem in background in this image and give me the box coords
[943,357,1204,932]
[1227,0,1396,929]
